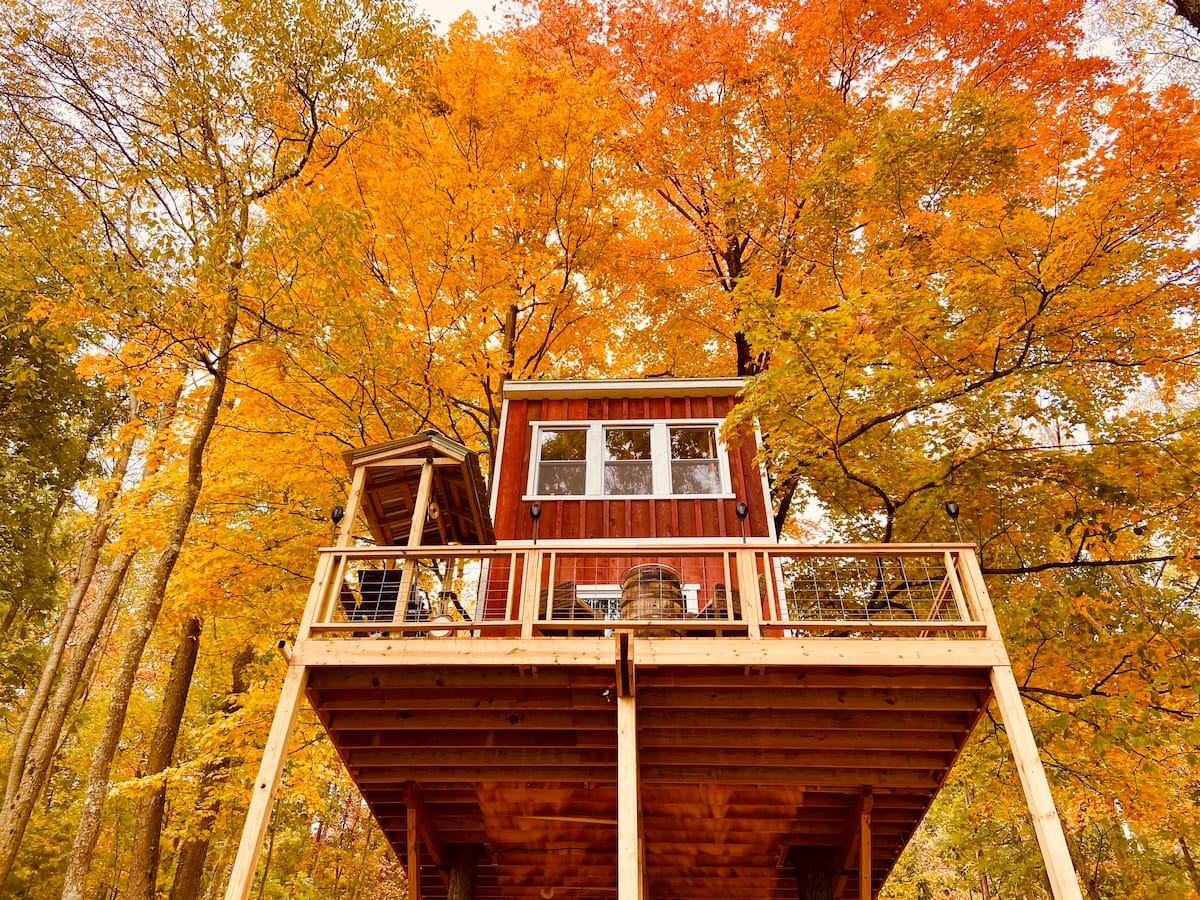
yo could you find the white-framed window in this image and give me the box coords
[527,421,732,498]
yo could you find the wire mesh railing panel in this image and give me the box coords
[770,553,966,626]
[536,552,743,633]
[321,553,520,635]
[305,545,986,640]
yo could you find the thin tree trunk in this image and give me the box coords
[2,411,135,811]
[1180,836,1200,894]
[346,818,376,900]
[0,386,183,886]
[790,847,834,900]
[256,811,279,900]
[168,645,254,900]
[0,550,133,885]
[446,844,480,900]
[127,616,203,900]
[60,286,240,900]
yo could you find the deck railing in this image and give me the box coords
[301,541,993,641]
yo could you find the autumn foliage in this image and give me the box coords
[0,0,1198,897]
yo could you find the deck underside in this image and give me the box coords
[307,649,992,899]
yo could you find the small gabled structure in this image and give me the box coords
[224,378,1084,900]
[342,432,494,548]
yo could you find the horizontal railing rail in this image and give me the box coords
[299,541,995,642]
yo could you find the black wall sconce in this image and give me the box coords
[529,502,542,544]
[945,501,963,542]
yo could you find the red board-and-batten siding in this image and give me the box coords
[491,386,772,543]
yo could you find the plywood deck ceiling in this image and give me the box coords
[308,661,991,899]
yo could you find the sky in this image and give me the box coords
[413,0,504,32]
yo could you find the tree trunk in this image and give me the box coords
[1173,0,1200,32]
[790,846,834,900]
[0,386,182,886]
[127,616,203,900]
[168,645,254,900]
[2,412,135,810]
[0,550,133,885]
[447,844,480,900]
[1180,836,1200,894]
[60,287,240,900]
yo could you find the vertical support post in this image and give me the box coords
[407,459,435,547]
[395,459,434,626]
[859,791,873,900]
[297,552,335,642]
[617,694,643,900]
[990,665,1084,900]
[407,803,423,900]
[338,465,368,547]
[222,663,308,900]
[520,549,540,639]
[960,548,1083,900]
[736,549,762,639]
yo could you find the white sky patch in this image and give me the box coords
[412,0,505,32]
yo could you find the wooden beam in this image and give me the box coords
[635,686,984,712]
[617,694,643,900]
[616,632,634,698]
[408,459,435,547]
[338,465,368,547]
[831,791,871,899]
[407,802,422,900]
[860,790,873,900]
[292,637,1008,669]
[348,747,617,767]
[990,665,1084,900]
[406,782,450,883]
[324,708,617,731]
[223,663,308,900]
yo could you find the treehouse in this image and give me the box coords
[225,378,1084,900]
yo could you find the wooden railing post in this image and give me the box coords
[520,549,540,639]
[736,549,762,639]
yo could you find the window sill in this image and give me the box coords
[522,493,737,502]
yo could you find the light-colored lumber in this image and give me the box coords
[407,802,422,900]
[407,460,434,547]
[617,694,643,900]
[222,663,308,900]
[294,636,1007,669]
[338,465,367,547]
[861,790,873,900]
[990,665,1083,900]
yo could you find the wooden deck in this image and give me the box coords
[306,652,993,898]
[226,541,1084,900]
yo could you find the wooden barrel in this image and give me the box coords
[620,564,683,634]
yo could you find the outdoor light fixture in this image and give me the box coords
[945,501,963,542]
[529,502,542,543]
[735,500,749,542]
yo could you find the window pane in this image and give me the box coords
[605,461,653,494]
[538,461,586,495]
[540,429,587,461]
[605,428,651,460]
[671,460,721,494]
[670,427,717,460]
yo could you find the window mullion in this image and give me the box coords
[586,424,603,495]
[651,423,669,495]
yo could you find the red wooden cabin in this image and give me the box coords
[224,377,1085,900]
